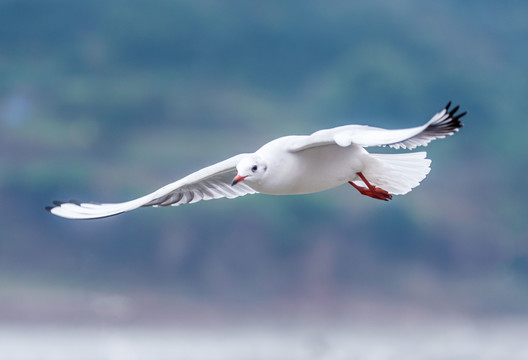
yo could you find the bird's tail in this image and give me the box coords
[356,152,431,195]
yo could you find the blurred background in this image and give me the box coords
[1,0,528,358]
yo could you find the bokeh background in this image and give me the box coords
[1,0,528,358]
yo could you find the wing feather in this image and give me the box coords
[289,102,465,152]
[46,153,257,219]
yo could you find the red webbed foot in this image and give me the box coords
[348,172,393,201]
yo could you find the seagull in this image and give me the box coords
[46,102,465,219]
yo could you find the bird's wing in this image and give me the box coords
[289,102,465,152]
[46,153,257,219]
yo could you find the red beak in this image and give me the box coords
[231,175,247,186]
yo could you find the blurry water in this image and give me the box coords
[1,319,527,360]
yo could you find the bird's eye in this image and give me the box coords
[251,165,258,172]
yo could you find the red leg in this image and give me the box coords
[348,172,392,201]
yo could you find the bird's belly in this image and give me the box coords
[256,145,367,195]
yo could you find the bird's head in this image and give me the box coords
[232,155,267,186]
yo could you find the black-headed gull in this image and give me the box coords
[47,102,465,219]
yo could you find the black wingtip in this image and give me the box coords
[424,101,466,137]
[46,200,65,213]
[444,101,466,125]
[45,199,125,220]
[456,110,467,120]
[449,105,460,117]
[444,101,467,121]
[446,105,465,131]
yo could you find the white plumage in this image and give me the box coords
[47,102,465,219]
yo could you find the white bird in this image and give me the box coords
[47,102,465,219]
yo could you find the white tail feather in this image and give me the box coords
[358,152,431,195]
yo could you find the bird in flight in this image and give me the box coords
[47,102,465,219]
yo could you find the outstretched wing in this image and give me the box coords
[46,153,257,219]
[289,102,466,152]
